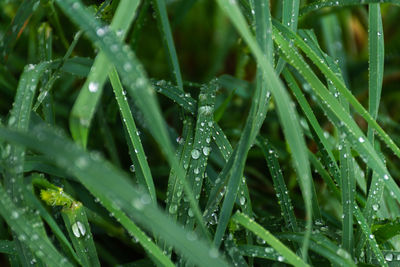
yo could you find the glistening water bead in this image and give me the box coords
[71,221,86,238]
[191,149,200,159]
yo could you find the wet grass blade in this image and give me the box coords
[152,0,183,89]
[0,0,39,62]
[232,212,308,267]
[61,202,100,267]
[109,67,156,203]
[69,0,140,148]
[216,0,313,257]
[272,21,400,216]
[0,184,73,267]
[56,0,209,237]
[299,0,400,18]
[0,124,229,267]
[256,136,298,232]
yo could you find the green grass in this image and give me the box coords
[1,0,400,266]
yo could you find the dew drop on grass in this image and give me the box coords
[372,204,379,211]
[71,221,86,238]
[203,147,211,156]
[358,137,365,143]
[191,149,200,159]
[369,234,374,239]
[277,256,284,262]
[188,208,194,217]
[385,253,393,262]
[169,204,177,214]
[239,196,246,205]
[176,136,183,144]
[384,174,389,180]
[194,168,199,174]
[96,27,106,37]
[11,211,19,219]
[88,82,99,92]
[129,164,135,172]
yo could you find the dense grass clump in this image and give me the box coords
[1,0,400,266]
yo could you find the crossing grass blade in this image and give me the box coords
[69,0,140,148]
[216,0,313,257]
[0,124,230,267]
[232,212,309,267]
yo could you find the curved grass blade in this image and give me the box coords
[238,245,289,263]
[69,0,140,148]
[0,184,73,267]
[232,212,308,267]
[277,233,356,267]
[299,0,400,18]
[109,67,156,203]
[0,124,229,267]
[0,240,16,255]
[216,0,313,257]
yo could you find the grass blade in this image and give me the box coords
[216,0,313,257]
[0,124,230,267]
[232,212,308,267]
[69,0,140,148]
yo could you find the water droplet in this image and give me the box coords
[88,82,99,92]
[358,137,365,143]
[71,221,86,238]
[384,174,389,180]
[385,253,393,261]
[194,168,200,174]
[130,164,135,172]
[277,256,284,262]
[239,196,246,205]
[372,204,379,211]
[124,63,132,71]
[96,27,106,37]
[176,136,183,144]
[169,204,177,214]
[191,149,200,159]
[11,211,19,219]
[199,105,213,115]
[75,157,88,168]
[369,234,374,239]
[203,147,211,156]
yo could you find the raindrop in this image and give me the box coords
[385,253,393,262]
[88,82,99,93]
[130,164,135,172]
[191,149,200,159]
[239,196,246,205]
[277,256,284,262]
[372,204,379,211]
[384,174,389,180]
[169,204,177,214]
[358,137,365,143]
[203,147,211,156]
[194,168,200,174]
[11,211,19,219]
[176,136,184,144]
[71,221,86,238]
